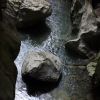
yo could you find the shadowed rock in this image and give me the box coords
[0,16,20,100]
[65,0,100,59]
[0,0,7,9]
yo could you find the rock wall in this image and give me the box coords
[0,1,20,100]
[66,0,100,98]
[65,0,100,59]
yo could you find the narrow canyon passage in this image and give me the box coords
[15,0,93,100]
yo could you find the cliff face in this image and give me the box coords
[0,1,20,100]
[66,0,100,98]
[66,0,100,59]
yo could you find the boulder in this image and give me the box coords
[22,51,62,82]
[7,0,52,28]
[22,51,62,94]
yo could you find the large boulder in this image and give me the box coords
[7,0,52,28]
[22,51,62,82]
[22,51,62,94]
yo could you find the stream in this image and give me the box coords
[15,0,93,100]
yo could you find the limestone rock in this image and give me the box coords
[22,51,62,83]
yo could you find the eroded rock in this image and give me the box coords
[65,0,100,59]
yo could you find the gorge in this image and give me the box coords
[0,0,100,100]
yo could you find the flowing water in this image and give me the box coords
[15,0,93,100]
